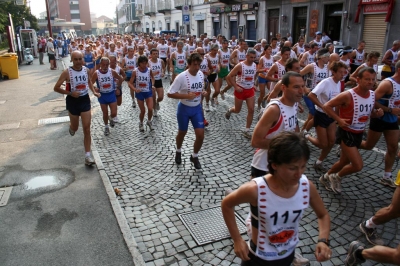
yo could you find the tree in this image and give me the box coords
[0,1,39,33]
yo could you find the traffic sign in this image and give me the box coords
[183,14,190,25]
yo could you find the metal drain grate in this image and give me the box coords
[38,116,70,125]
[178,206,247,246]
[0,187,12,206]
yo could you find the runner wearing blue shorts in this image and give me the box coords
[128,55,156,132]
[91,57,124,136]
[168,53,207,169]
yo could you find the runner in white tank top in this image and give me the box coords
[222,131,331,265]
[148,48,166,117]
[225,49,258,138]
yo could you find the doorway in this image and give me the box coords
[268,9,279,43]
[293,6,308,44]
[197,20,204,36]
[230,20,238,39]
[324,4,343,42]
[213,21,220,36]
[246,20,256,40]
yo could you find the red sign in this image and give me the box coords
[361,0,388,4]
[364,2,389,12]
[309,10,319,37]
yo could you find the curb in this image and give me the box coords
[62,58,145,266]
[92,143,146,266]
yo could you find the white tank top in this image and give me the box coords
[112,65,121,88]
[124,56,136,74]
[361,62,378,73]
[169,46,177,55]
[236,62,256,89]
[259,56,274,79]
[386,78,400,109]
[347,89,375,133]
[149,58,163,80]
[206,54,219,73]
[237,50,246,62]
[96,68,115,93]
[204,44,210,53]
[313,39,323,48]
[275,61,286,79]
[219,49,231,68]
[174,51,187,69]
[251,175,309,261]
[200,58,209,76]
[271,47,279,56]
[296,45,305,55]
[354,49,365,65]
[180,71,205,106]
[309,63,329,89]
[251,100,298,171]
[68,66,89,96]
[135,68,151,92]
[340,59,350,80]
[307,52,315,65]
[107,50,118,58]
[157,44,168,58]
[188,43,196,54]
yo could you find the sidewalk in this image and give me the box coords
[0,57,139,265]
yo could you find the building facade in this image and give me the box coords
[47,0,92,35]
[117,0,140,34]
[127,0,397,61]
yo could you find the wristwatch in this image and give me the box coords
[318,238,330,247]
[388,108,393,114]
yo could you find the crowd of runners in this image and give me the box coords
[51,31,400,265]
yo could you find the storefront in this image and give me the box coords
[355,0,394,60]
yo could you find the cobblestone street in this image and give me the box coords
[91,79,399,266]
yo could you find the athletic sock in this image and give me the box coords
[316,160,322,165]
[176,148,181,153]
[85,152,91,157]
[383,172,392,178]
[366,218,377,229]
[192,153,198,158]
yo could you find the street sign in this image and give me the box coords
[183,14,190,25]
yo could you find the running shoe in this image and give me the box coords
[380,177,396,188]
[220,91,225,100]
[319,174,332,191]
[203,119,209,127]
[214,98,219,105]
[205,103,210,112]
[175,152,182,164]
[359,221,385,246]
[69,127,75,136]
[146,120,154,131]
[242,130,252,139]
[156,102,160,111]
[139,122,144,132]
[345,241,366,266]
[313,162,327,173]
[132,101,136,108]
[113,116,120,123]
[302,130,310,139]
[292,253,310,266]
[329,173,342,194]
[210,98,215,107]
[109,116,115,128]
[190,155,202,169]
[153,109,158,117]
[225,109,231,120]
[85,155,95,166]
[104,127,110,136]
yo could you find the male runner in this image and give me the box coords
[53,51,100,165]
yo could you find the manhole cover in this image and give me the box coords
[178,206,247,246]
[38,116,70,125]
[0,187,12,206]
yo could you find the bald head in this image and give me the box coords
[195,48,204,54]
[284,41,292,47]
[329,53,340,63]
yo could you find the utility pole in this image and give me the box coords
[45,0,52,37]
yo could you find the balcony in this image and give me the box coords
[174,0,189,10]
[144,5,156,15]
[157,0,171,13]
[136,4,144,17]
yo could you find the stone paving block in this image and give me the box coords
[91,80,399,265]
